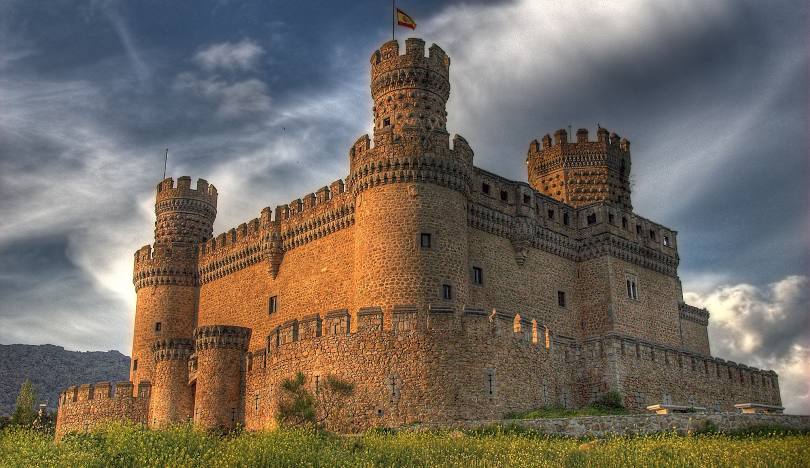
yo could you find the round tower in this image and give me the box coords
[192,325,251,430]
[526,127,632,210]
[149,338,195,426]
[349,38,473,321]
[130,177,217,392]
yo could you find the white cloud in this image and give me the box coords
[174,73,271,118]
[193,39,264,71]
[685,275,810,415]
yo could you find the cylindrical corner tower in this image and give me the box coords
[149,338,195,426]
[526,127,632,210]
[192,325,251,430]
[130,177,217,390]
[349,38,473,320]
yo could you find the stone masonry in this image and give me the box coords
[56,38,782,437]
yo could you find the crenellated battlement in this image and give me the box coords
[370,38,449,81]
[132,243,198,290]
[154,176,218,246]
[194,325,251,350]
[527,127,632,209]
[55,380,151,439]
[151,338,195,362]
[196,178,354,284]
[155,176,218,204]
[370,38,451,136]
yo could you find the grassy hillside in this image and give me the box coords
[1,423,808,467]
[0,344,130,416]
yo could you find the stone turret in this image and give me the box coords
[130,176,216,407]
[526,127,632,210]
[349,38,473,329]
[370,37,450,137]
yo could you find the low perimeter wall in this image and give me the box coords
[426,413,810,437]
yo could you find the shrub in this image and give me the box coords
[592,391,624,410]
[277,372,355,429]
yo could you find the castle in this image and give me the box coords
[56,38,781,437]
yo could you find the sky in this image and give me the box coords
[0,0,807,413]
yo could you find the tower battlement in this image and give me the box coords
[370,38,451,136]
[155,176,218,205]
[154,176,218,246]
[527,127,633,209]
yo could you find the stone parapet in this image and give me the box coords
[194,325,251,350]
[679,303,710,326]
[55,380,150,440]
[151,338,195,362]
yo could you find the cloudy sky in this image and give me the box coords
[0,0,807,413]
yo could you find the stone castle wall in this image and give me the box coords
[55,381,150,440]
[240,307,778,432]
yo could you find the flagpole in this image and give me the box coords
[392,0,395,41]
[162,148,168,180]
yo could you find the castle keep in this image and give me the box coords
[56,38,781,437]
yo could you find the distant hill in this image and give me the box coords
[0,344,130,416]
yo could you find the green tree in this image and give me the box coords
[11,379,38,427]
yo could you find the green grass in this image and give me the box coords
[504,405,630,419]
[1,423,808,467]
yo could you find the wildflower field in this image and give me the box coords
[1,423,808,467]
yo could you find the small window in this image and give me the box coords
[557,291,566,308]
[608,213,615,224]
[472,267,483,285]
[383,117,391,127]
[626,274,638,300]
[563,213,569,226]
[133,359,138,371]
[587,213,597,225]
[155,322,162,332]
[523,194,531,204]
[622,217,628,229]
[547,209,555,219]
[268,296,278,315]
[663,236,670,247]
[500,190,508,202]
[254,394,259,411]
[420,233,432,249]
[649,229,656,240]
[636,224,642,235]
[442,284,452,300]
[482,183,490,194]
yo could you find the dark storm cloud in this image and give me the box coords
[0,0,807,411]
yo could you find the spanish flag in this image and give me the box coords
[396,8,416,30]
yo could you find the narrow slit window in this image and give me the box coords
[548,209,555,219]
[557,291,566,308]
[649,229,656,240]
[155,322,162,332]
[563,212,569,225]
[523,194,531,204]
[442,284,452,300]
[420,233,432,249]
[663,236,670,247]
[622,217,628,229]
[133,359,138,371]
[383,117,391,127]
[268,296,278,315]
[472,267,483,285]
[482,183,490,195]
[500,190,508,202]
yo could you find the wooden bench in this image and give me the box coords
[646,404,707,415]
[734,403,784,414]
